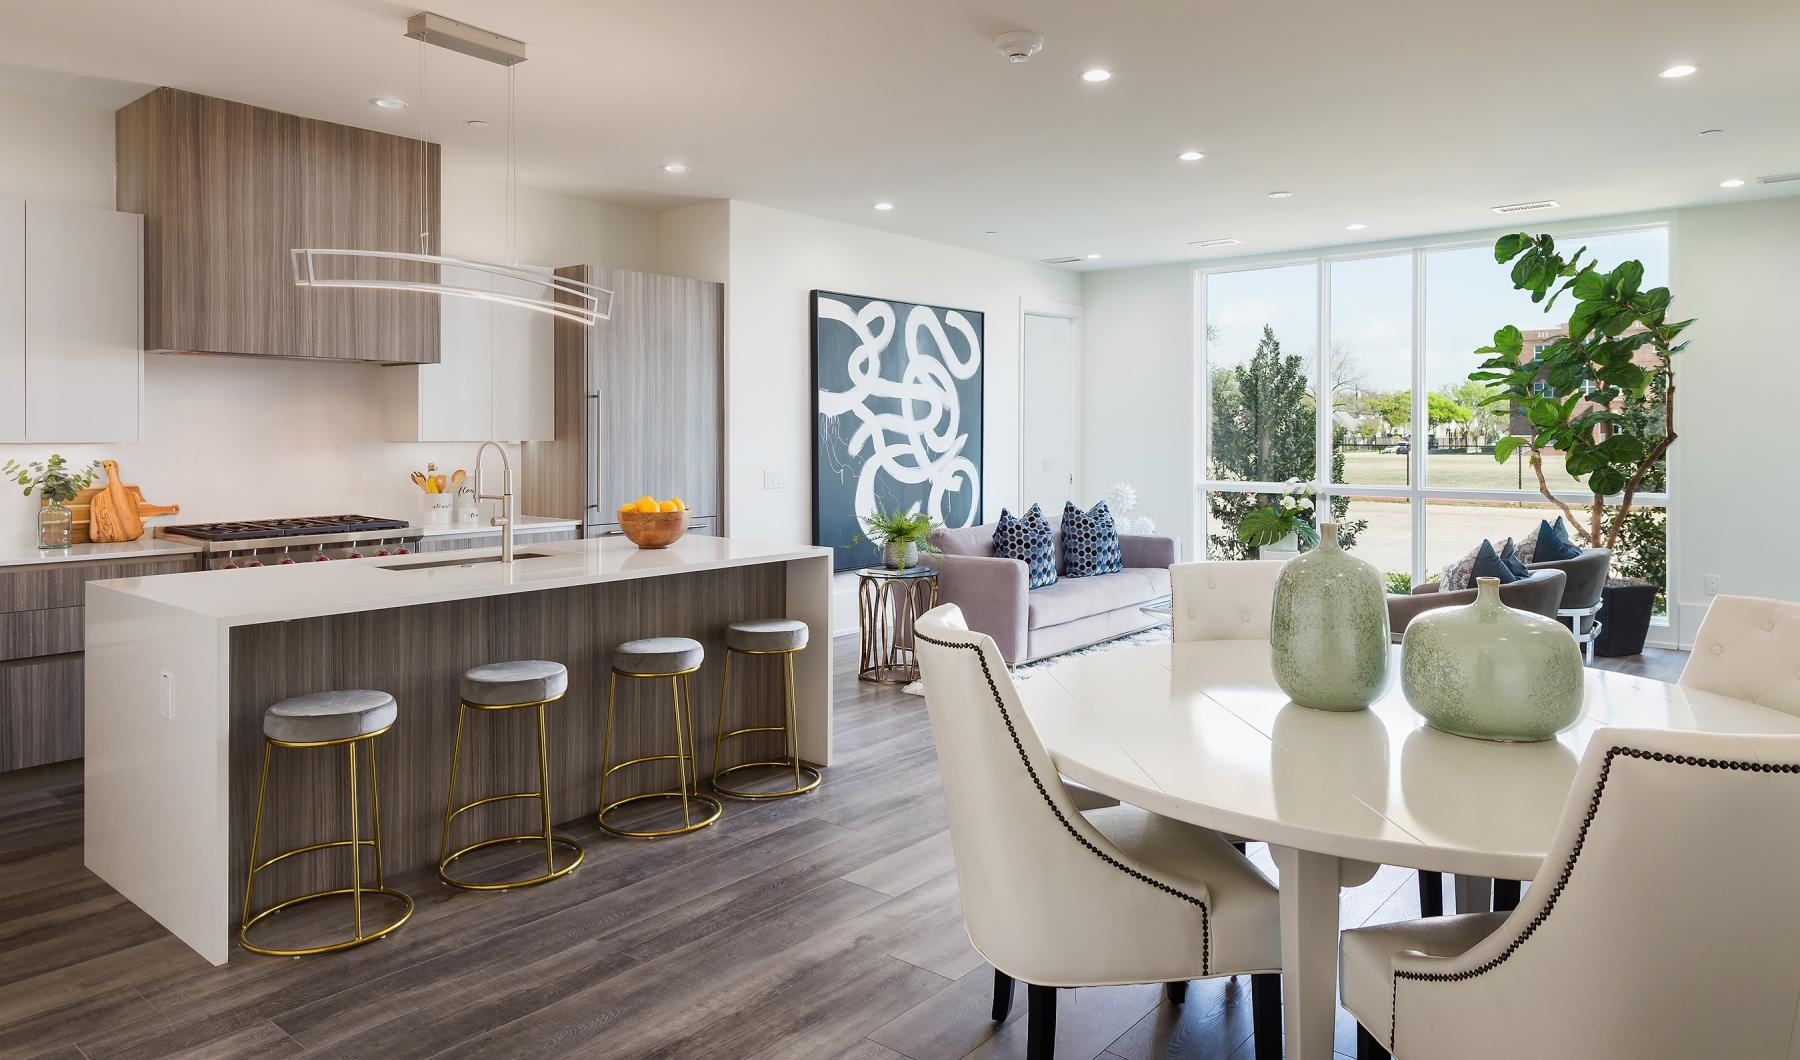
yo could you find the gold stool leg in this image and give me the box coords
[368,738,386,888]
[671,676,691,828]
[711,650,734,787]
[240,741,274,931]
[438,702,468,869]
[535,702,555,877]
[599,672,618,816]
[786,652,802,792]
[347,740,363,940]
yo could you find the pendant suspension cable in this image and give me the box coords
[417,38,430,253]
[506,64,517,263]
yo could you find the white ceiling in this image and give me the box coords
[2,0,1796,270]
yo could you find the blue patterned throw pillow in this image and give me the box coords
[1060,500,1123,577]
[1498,538,1532,580]
[1530,517,1583,562]
[993,504,1057,589]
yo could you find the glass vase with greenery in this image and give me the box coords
[4,454,104,549]
[858,507,941,570]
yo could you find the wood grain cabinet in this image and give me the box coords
[0,197,143,443]
[115,87,439,364]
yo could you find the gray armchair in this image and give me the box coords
[1385,568,1567,640]
[1527,548,1611,661]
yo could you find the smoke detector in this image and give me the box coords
[995,31,1045,63]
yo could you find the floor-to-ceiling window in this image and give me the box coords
[1197,224,1670,621]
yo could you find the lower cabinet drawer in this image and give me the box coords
[0,654,82,772]
[0,555,201,612]
[0,606,83,662]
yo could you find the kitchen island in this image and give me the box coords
[84,535,833,965]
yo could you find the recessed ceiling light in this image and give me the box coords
[1189,237,1242,248]
[1720,178,1746,188]
[1268,190,1293,199]
[662,162,689,174]
[1345,223,1367,231]
[1085,253,1102,260]
[1177,150,1205,162]
[984,230,999,235]
[1659,64,1697,79]
[1081,68,1112,82]
[465,119,489,128]
[369,96,408,110]
[1699,128,1723,136]
[874,202,895,211]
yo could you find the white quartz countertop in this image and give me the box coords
[0,536,202,569]
[415,515,581,538]
[86,535,831,626]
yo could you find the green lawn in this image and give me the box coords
[1339,449,1573,491]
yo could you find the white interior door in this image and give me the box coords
[1020,311,1078,510]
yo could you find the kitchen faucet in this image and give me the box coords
[473,441,514,563]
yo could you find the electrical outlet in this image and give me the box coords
[159,672,175,721]
[763,470,786,490]
[1703,574,1721,596]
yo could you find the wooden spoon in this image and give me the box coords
[410,470,430,492]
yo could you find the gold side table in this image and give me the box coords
[857,566,939,684]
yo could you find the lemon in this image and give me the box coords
[657,500,679,513]
[619,502,637,514]
[667,497,686,511]
[635,494,659,512]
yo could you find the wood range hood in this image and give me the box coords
[116,86,441,365]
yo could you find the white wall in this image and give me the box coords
[0,87,660,549]
[723,200,1082,631]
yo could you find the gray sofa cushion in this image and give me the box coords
[1027,567,1169,629]
[726,618,808,653]
[264,689,397,743]
[462,659,570,705]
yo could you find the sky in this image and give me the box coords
[1205,227,1672,399]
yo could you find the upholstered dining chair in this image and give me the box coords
[1678,594,1800,717]
[915,604,1283,1060]
[1170,560,1285,642]
[1340,727,1800,1060]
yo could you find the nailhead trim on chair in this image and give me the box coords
[1386,744,1800,1050]
[916,630,1213,974]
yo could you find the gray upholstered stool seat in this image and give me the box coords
[263,689,398,744]
[614,637,704,675]
[725,618,809,653]
[461,659,569,706]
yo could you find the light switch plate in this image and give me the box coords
[159,672,175,720]
[1703,574,1720,596]
[763,470,786,490]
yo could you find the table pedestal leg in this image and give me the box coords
[1453,874,1493,914]
[1272,844,1339,1060]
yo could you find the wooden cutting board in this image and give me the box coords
[47,486,153,544]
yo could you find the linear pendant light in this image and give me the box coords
[290,11,613,326]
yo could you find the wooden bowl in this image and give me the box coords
[618,508,689,549]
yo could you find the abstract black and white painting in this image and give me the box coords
[812,290,984,572]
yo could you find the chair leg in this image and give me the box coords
[1251,973,1282,1060]
[1231,841,1247,854]
[1493,878,1522,911]
[991,969,1015,1021]
[1165,980,1188,1005]
[1418,870,1444,917]
[1026,983,1056,1060]
[1356,1022,1391,1059]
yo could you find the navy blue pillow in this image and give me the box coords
[1470,539,1519,584]
[993,504,1057,589]
[1498,538,1532,580]
[1531,517,1583,562]
[1061,500,1123,577]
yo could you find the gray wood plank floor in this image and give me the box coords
[0,640,1686,1060]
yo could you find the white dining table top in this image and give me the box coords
[1016,640,1800,880]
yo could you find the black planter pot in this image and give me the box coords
[1594,580,1658,658]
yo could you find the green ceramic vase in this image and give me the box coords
[1269,522,1390,711]
[1400,577,1584,742]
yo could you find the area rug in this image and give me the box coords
[900,623,1172,696]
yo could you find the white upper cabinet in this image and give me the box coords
[384,264,553,442]
[0,200,143,443]
[0,199,23,443]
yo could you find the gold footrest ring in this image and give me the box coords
[712,759,823,800]
[239,886,415,957]
[597,791,723,838]
[437,834,585,890]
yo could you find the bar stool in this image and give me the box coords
[712,619,821,799]
[438,660,584,889]
[598,637,723,837]
[240,690,413,957]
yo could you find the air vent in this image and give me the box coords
[1756,172,1800,185]
[1188,238,1243,248]
[1038,256,1082,264]
[1491,199,1562,214]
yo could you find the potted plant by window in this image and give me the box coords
[1236,480,1319,560]
[859,507,941,570]
[1469,232,1692,656]
[3,453,104,549]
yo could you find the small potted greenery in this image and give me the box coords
[1236,479,1319,559]
[859,507,941,570]
[4,453,104,549]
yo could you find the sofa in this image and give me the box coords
[927,520,1175,664]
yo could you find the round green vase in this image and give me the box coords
[1269,522,1391,711]
[1400,577,1584,742]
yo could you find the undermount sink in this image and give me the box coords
[377,552,551,571]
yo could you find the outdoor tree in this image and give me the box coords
[1471,233,1690,550]
[1359,390,1471,430]
[1208,325,1367,558]
[1441,379,1507,439]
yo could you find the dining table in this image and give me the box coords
[1013,639,1800,1060]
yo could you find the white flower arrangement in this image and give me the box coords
[1109,481,1157,535]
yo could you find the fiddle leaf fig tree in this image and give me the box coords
[1470,233,1691,550]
